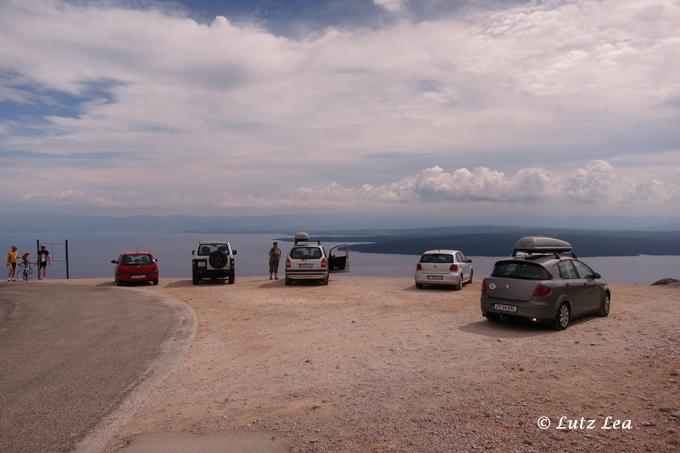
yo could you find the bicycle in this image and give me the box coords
[17,261,33,282]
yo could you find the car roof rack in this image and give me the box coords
[512,236,577,259]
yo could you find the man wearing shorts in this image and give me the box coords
[6,246,17,281]
[268,241,282,280]
[38,245,51,280]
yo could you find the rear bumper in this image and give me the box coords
[116,271,158,282]
[286,270,328,280]
[193,268,232,278]
[415,271,461,285]
[481,295,557,321]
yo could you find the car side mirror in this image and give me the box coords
[233,250,237,255]
[191,250,195,256]
[111,260,117,264]
[591,272,601,279]
[467,259,473,263]
[153,258,158,262]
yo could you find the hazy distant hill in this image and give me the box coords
[296,230,680,257]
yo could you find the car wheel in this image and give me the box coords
[454,276,463,290]
[598,293,610,317]
[321,277,329,286]
[192,272,199,285]
[228,270,235,285]
[115,278,121,286]
[416,283,423,289]
[468,270,474,284]
[152,279,159,286]
[553,303,570,330]
[285,278,291,286]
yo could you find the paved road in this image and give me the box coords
[0,283,181,453]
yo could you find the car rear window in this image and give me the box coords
[290,247,322,259]
[123,254,152,265]
[420,254,454,263]
[492,261,551,280]
[197,244,228,255]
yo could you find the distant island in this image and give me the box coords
[278,228,680,257]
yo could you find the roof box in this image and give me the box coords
[294,232,310,242]
[512,236,572,256]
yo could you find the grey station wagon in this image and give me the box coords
[480,236,610,330]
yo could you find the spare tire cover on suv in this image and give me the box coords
[209,251,228,269]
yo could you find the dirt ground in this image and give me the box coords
[92,276,679,452]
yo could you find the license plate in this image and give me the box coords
[493,303,517,313]
[299,263,313,269]
[132,274,146,279]
[427,275,444,280]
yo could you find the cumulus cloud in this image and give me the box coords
[13,159,680,210]
[0,0,679,214]
[294,160,680,206]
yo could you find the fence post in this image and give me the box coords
[65,239,70,280]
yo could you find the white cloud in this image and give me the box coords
[0,0,679,215]
[374,0,405,13]
[12,159,680,210]
[293,160,680,206]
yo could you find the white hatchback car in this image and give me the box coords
[415,249,473,290]
[285,232,349,286]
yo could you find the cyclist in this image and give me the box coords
[6,246,18,281]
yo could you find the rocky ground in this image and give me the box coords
[81,276,680,452]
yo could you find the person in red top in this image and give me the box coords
[18,252,32,281]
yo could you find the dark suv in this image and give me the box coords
[480,236,610,330]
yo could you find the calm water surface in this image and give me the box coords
[2,232,679,284]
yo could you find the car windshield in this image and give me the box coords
[123,254,152,265]
[290,247,322,259]
[492,261,551,280]
[197,244,228,255]
[420,254,454,263]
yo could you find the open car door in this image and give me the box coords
[329,244,350,273]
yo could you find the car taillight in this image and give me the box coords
[321,258,327,268]
[449,264,459,272]
[533,284,552,297]
[416,263,422,271]
[481,279,487,294]
[285,258,291,269]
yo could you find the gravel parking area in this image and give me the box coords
[102,276,679,452]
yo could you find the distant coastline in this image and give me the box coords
[277,229,680,257]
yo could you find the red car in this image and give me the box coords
[111,252,159,285]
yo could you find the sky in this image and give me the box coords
[1,0,679,223]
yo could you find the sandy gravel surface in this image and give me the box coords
[98,276,679,452]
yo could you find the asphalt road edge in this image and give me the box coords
[72,288,198,453]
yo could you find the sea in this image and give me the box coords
[2,232,679,284]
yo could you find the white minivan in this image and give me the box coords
[285,232,349,286]
[415,249,473,290]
